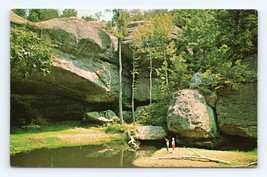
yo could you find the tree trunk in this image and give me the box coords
[164,50,169,91]
[118,39,123,124]
[149,53,153,124]
[120,150,124,167]
[157,156,231,165]
[149,54,152,107]
[127,130,140,150]
[132,52,136,125]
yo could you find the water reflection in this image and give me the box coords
[11,145,157,167]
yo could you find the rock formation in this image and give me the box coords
[10,12,131,124]
[134,125,167,140]
[217,55,257,139]
[10,12,257,150]
[167,89,217,139]
[84,110,119,124]
[217,83,257,138]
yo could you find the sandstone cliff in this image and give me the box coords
[10,12,131,124]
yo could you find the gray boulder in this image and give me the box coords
[84,110,119,124]
[189,72,213,88]
[167,89,217,139]
[134,126,167,140]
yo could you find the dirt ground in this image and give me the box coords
[133,148,257,168]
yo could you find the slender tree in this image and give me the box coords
[147,41,153,108]
[131,51,136,124]
[111,9,129,124]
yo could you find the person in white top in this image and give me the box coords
[165,137,169,154]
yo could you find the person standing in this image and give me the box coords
[171,137,175,153]
[165,137,169,154]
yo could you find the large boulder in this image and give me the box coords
[167,89,217,139]
[134,126,167,140]
[84,110,119,124]
[217,83,257,138]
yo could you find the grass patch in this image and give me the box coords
[11,121,81,134]
[244,148,257,156]
[104,123,139,134]
[10,124,124,155]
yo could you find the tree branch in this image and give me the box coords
[156,155,231,164]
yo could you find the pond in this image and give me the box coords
[10,144,159,167]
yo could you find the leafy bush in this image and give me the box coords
[136,97,170,127]
[10,26,54,78]
[105,123,137,134]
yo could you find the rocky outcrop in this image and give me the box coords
[216,54,257,139]
[217,83,257,138]
[10,12,131,124]
[167,89,217,139]
[189,72,214,88]
[84,110,119,124]
[134,126,167,140]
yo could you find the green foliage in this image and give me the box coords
[110,9,129,39]
[132,9,257,125]
[244,148,257,156]
[94,11,103,21]
[143,9,169,19]
[82,15,96,21]
[61,9,78,17]
[215,10,257,59]
[105,123,137,134]
[12,9,27,18]
[128,9,144,21]
[171,9,257,91]
[135,100,169,126]
[134,12,173,45]
[133,12,189,126]
[11,121,80,134]
[27,9,59,22]
[81,11,102,21]
[10,27,54,77]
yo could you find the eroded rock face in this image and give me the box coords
[217,83,257,138]
[167,89,217,139]
[217,54,257,139]
[134,126,167,140]
[10,12,131,124]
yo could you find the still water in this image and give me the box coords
[11,145,158,167]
